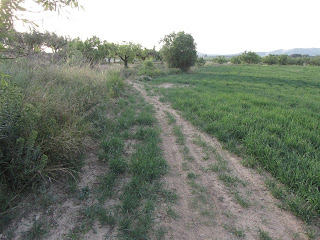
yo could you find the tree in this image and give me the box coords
[0,0,79,58]
[44,31,67,53]
[148,46,161,61]
[83,36,101,65]
[116,42,140,68]
[262,54,278,65]
[240,51,261,64]
[136,47,150,61]
[231,55,241,64]
[279,54,288,65]
[97,40,110,63]
[214,56,227,64]
[160,31,197,71]
[196,57,206,66]
[107,42,118,63]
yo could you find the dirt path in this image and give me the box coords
[132,81,311,240]
[2,81,316,240]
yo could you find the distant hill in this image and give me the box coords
[258,48,320,57]
[198,48,320,57]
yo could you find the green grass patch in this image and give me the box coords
[100,136,125,160]
[95,89,169,239]
[151,65,320,219]
[165,111,176,125]
[23,220,48,240]
[173,125,185,145]
[258,229,273,240]
[223,224,246,238]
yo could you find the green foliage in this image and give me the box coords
[0,78,48,191]
[0,0,79,58]
[152,64,320,219]
[68,36,103,66]
[196,57,206,66]
[230,55,242,64]
[143,59,155,69]
[95,89,169,239]
[100,136,124,160]
[136,60,181,78]
[138,59,156,76]
[258,229,273,240]
[213,56,228,64]
[160,31,197,71]
[0,60,123,224]
[44,31,67,53]
[130,142,167,182]
[1,30,68,59]
[23,220,48,240]
[278,54,288,65]
[261,54,320,66]
[109,157,127,174]
[136,47,151,60]
[116,41,141,68]
[262,54,279,65]
[240,51,261,64]
[106,69,125,97]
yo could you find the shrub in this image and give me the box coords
[136,61,181,78]
[231,55,242,64]
[121,67,137,78]
[196,57,206,66]
[138,59,157,77]
[215,56,228,64]
[262,54,279,65]
[279,55,288,65]
[106,69,125,97]
[0,79,47,189]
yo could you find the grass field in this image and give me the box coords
[151,65,320,220]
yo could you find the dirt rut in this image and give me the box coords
[132,81,310,240]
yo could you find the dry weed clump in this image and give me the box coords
[0,60,124,224]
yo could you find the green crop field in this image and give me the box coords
[151,65,320,219]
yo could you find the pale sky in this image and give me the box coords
[16,0,320,55]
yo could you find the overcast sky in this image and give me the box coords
[16,0,320,55]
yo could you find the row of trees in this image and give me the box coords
[1,30,199,70]
[1,30,161,66]
[68,37,161,67]
[211,51,320,66]
[261,54,320,66]
[2,31,67,58]
[1,1,198,71]
[69,32,198,70]
[0,0,80,54]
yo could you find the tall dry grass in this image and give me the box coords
[0,59,125,226]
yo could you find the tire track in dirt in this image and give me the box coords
[132,81,311,240]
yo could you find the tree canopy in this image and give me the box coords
[160,31,197,71]
[116,42,141,68]
[0,0,79,57]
